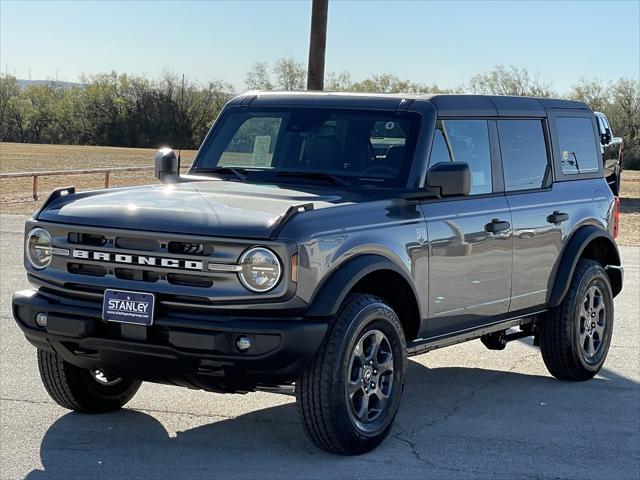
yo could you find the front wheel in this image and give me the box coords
[539,259,614,381]
[296,294,407,455]
[38,349,141,412]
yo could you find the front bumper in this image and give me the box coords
[12,289,328,392]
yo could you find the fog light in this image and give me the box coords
[35,312,48,327]
[236,336,251,352]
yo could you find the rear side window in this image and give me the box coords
[428,120,492,194]
[497,120,549,191]
[556,117,599,175]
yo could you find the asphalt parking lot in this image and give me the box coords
[1,213,638,480]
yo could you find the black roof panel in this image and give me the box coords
[425,95,497,117]
[229,91,591,116]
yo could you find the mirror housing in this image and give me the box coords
[426,162,471,197]
[154,148,179,183]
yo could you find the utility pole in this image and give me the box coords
[306,0,328,91]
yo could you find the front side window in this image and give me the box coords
[497,120,549,191]
[428,120,492,194]
[193,108,420,187]
[557,117,600,175]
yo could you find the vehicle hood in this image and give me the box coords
[37,180,351,238]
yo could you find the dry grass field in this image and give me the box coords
[1,142,638,245]
[0,143,196,212]
[619,169,640,246]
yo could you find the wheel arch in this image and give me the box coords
[547,225,622,307]
[305,254,422,341]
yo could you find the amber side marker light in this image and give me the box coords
[291,253,298,283]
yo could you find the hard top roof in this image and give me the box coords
[231,91,590,117]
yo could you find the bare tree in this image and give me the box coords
[468,65,555,97]
[245,62,273,90]
[609,78,640,168]
[273,58,306,90]
[570,78,610,112]
[0,75,20,141]
[325,71,353,91]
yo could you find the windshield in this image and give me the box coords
[191,108,420,188]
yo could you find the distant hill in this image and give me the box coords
[17,79,85,89]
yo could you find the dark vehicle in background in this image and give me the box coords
[595,111,623,195]
[13,92,623,455]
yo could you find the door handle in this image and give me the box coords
[485,218,511,233]
[547,211,569,224]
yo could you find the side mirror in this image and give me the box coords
[427,162,471,197]
[154,147,179,183]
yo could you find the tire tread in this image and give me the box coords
[37,349,140,412]
[296,294,405,454]
[539,259,612,381]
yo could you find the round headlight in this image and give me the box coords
[26,227,52,270]
[238,247,282,292]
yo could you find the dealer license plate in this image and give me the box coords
[102,289,155,326]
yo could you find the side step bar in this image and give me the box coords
[406,311,546,357]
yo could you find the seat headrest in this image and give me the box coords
[311,125,337,138]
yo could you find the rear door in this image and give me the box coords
[421,119,513,338]
[496,118,563,311]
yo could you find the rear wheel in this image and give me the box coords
[296,294,407,454]
[539,259,614,381]
[38,349,141,412]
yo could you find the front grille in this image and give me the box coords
[50,228,245,301]
[34,223,288,309]
[64,230,217,287]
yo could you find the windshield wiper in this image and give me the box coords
[193,166,248,182]
[276,171,351,187]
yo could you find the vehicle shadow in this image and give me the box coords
[26,359,639,480]
[619,196,640,214]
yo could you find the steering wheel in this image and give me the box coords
[361,165,398,176]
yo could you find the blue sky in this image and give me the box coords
[1,0,638,93]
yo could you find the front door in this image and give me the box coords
[421,119,512,338]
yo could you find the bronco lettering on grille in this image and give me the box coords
[71,249,204,271]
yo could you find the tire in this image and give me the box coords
[296,294,407,455]
[539,259,614,381]
[37,349,141,412]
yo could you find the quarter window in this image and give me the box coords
[497,120,549,191]
[556,117,600,175]
[428,120,492,195]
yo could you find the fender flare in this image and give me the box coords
[305,254,421,318]
[547,225,622,307]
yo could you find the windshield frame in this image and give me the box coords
[189,106,422,189]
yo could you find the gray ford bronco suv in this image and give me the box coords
[13,92,624,454]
